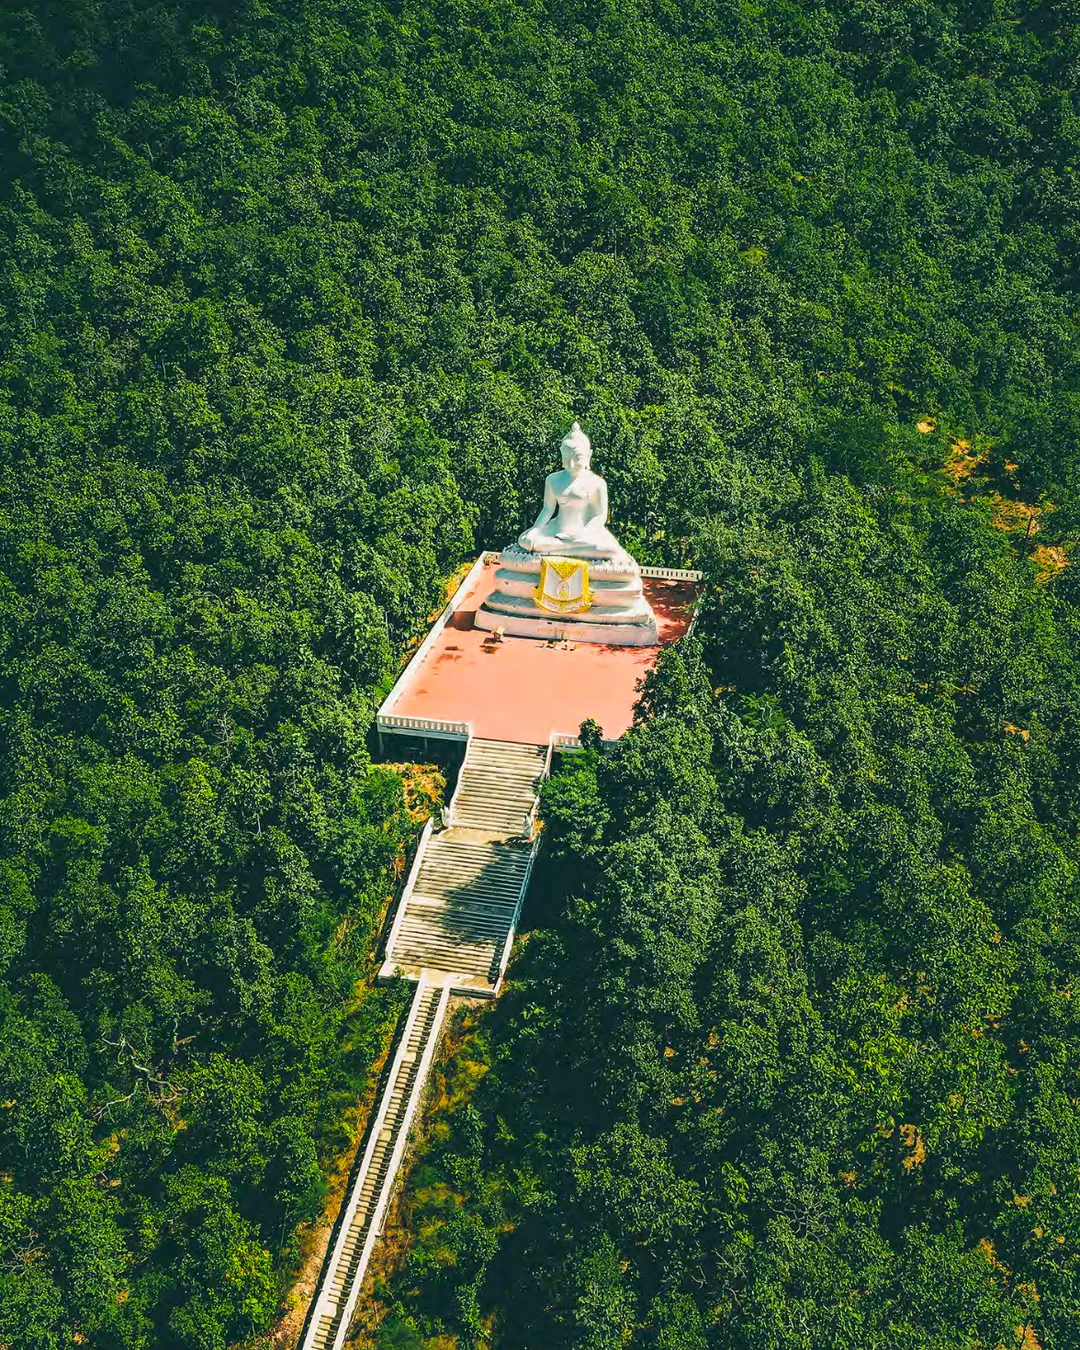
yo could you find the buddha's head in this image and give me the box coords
[560,421,592,475]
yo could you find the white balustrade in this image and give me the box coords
[377,713,471,740]
[639,564,704,581]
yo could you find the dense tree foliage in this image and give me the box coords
[386,518,1080,1346]
[0,0,1077,1346]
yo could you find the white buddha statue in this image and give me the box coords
[475,421,658,646]
[517,422,625,560]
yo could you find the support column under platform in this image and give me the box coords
[474,546,659,647]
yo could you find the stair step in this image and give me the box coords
[426,838,531,853]
[399,929,504,950]
[452,807,530,820]
[454,801,533,813]
[458,773,538,787]
[423,849,529,867]
[415,885,526,896]
[414,874,523,893]
[405,896,515,918]
[469,746,541,755]
[402,914,511,937]
[394,950,495,976]
[420,856,526,870]
[466,773,541,782]
[457,795,534,805]
[399,920,504,941]
[396,934,498,958]
[396,949,498,968]
[407,900,514,921]
[452,814,531,823]
[425,850,530,865]
[417,874,526,890]
[396,933,498,951]
[461,765,541,776]
[411,894,519,915]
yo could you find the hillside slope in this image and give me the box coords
[0,2,1077,1347]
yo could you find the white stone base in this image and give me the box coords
[474,603,658,647]
[475,545,659,648]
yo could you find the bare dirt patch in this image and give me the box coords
[1031,543,1070,584]
[987,492,1038,534]
[377,763,447,823]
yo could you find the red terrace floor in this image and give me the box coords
[386,559,699,744]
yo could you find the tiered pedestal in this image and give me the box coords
[474,546,658,647]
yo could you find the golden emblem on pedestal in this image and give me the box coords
[534,557,592,614]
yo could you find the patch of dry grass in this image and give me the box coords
[922,426,1071,582]
[1030,543,1070,584]
[376,763,447,822]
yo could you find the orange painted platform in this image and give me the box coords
[382,558,698,744]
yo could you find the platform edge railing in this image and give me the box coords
[378,555,490,719]
[639,564,703,581]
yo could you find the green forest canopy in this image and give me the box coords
[0,0,1078,1347]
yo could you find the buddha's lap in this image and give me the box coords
[523,533,620,558]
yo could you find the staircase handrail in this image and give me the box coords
[441,726,475,828]
[493,824,544,996]
[382,816,434,970]
[521,735,555,839]
[495,739,553,990]
[378,713,471,740]
[328,981,450,1350]
[302,979,434,1350]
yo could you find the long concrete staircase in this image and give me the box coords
[449,738,549,834]
[389,836,533,984]
[301,980,448,1350]
[381,739,548,994]
[301,737,549,1350]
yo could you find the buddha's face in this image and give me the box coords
[562,445,591,476]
